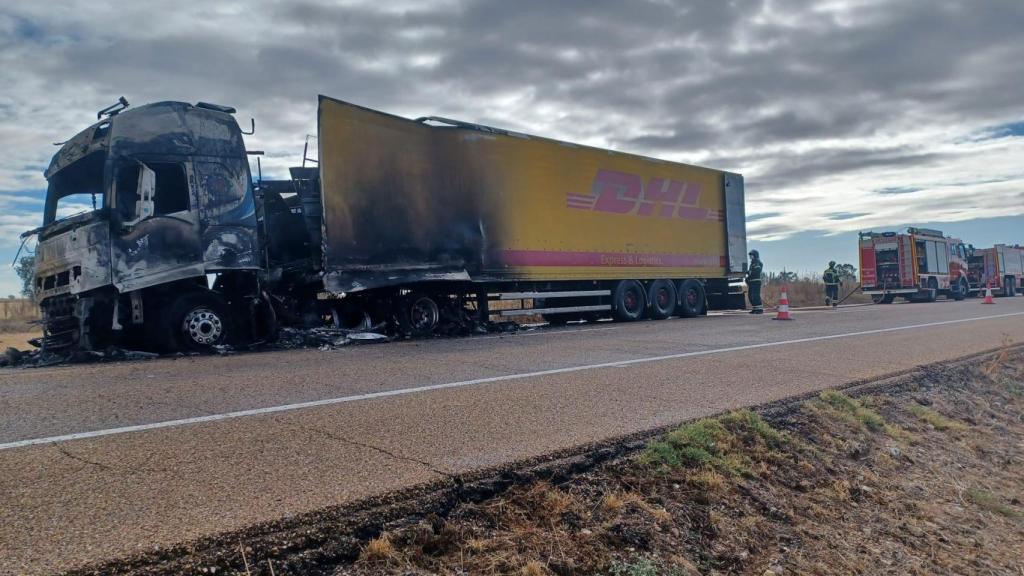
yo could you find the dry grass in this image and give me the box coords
[520,560,548,575]
[908,403,967,432]
[966,488,1023,519]
[358,534,397,564]
[762,276,872,308]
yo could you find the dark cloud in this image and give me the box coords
[876,187,923,195]
[827,212,868,221]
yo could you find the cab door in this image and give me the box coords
[109,157,204,292]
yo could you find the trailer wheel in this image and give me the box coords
[871,294,894,305]
[677,279,705,317]
[647,280,676,320]
[403,293,440,336]
[164,290,232,352]
[613,280,646,321]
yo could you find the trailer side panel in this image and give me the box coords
[318,96,739,293]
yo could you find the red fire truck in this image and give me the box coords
[967,244,1023,297]
[859,228,971,304]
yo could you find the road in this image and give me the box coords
[2,298,1024,574]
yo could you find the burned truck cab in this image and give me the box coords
[34,101,262,351]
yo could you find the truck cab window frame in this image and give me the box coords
[115,159,191,222]
[43,151,108,225]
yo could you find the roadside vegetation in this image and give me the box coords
[327,350,1023,576]
[761,271,872,308]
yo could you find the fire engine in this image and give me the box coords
[858,228,971,304]
[967,244,1023,297]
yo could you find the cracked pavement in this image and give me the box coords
[2,298,1024,574]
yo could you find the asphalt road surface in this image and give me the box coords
[3,298,1024,574]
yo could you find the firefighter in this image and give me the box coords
[747,249,764,314]
[823,261,841,307]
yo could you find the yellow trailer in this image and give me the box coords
[317,95,747,330]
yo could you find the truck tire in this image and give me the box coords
[165,290,233,352]
[677,279,705,317]
[871,294,894,304]
[613,280,646,322]
[952,279,968,301]
[402,293,440,336]
[925,278,938,303]
[647,280,676,320]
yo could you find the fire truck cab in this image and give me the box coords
[859,228,971,304]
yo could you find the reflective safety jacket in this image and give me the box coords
[747,259,763,284]
[823,267,840,286]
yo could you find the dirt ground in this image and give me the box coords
[75,349,1024,576]
[0,330,39,350]
[327,351,1023,576]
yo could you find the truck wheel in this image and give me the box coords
[677,279,705,317]
[165,290,232,352]
[926,278,938,302]
[401,294,440,336]
[952,279,968,301]
[647,280,676,320]
[613,280,646,321]
[871,294,894,304]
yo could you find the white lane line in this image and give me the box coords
[2,311,1022,452]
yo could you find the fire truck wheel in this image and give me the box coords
[871,294,894,305]
[925,278,939,302]
[952,279,968,301]
[613,280,646,321]
[647,280,677,320]
[677,279,705,317]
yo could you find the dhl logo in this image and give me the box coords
[567,169,721,221]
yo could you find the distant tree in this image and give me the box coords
[14,254,35,298]
[837,263,857,282]
[778,270,798,284]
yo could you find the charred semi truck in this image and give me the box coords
[27,96,747,352]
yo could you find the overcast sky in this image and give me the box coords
[1,0,1022,294]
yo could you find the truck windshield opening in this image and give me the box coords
[44,151,106,225]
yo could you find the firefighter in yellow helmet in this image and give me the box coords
[823,261,841,307]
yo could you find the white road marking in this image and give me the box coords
[2,311,1022,451]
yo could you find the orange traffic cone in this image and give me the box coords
[982,282,995,304]
[774,285,794,320]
